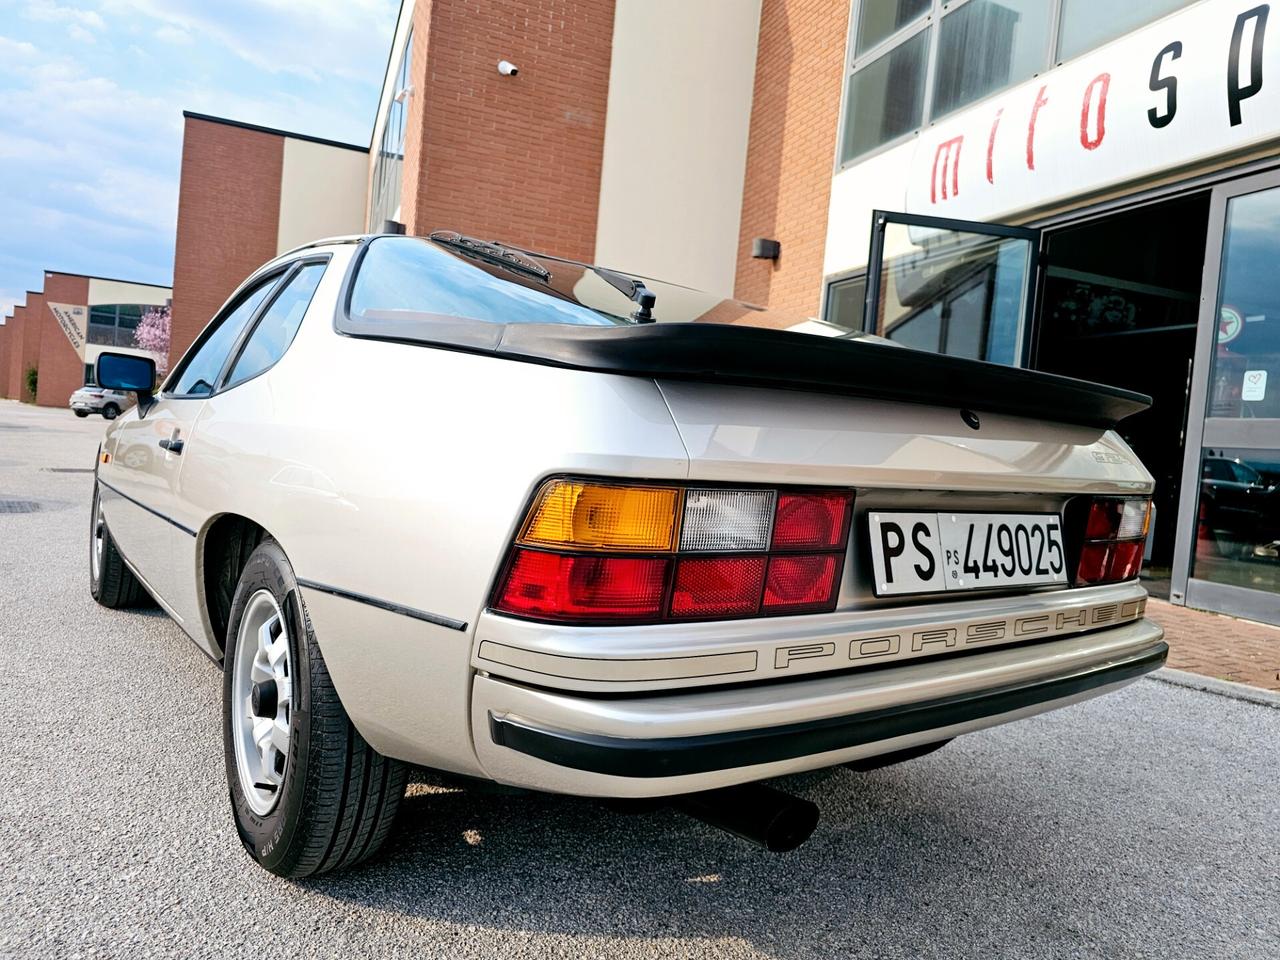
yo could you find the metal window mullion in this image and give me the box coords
[918,0,946,127]
[1045,0,1066,68]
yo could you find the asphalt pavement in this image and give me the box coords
[1,399,1277,959]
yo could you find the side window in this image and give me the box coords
[225,262,326,389]
[170,278,278,396]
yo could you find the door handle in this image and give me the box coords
[158,438,184,455]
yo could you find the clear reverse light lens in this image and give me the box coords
[679,489,775,552]
[1118,500,1150,540]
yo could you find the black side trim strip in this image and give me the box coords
[488,642,1168,778]
[97,478,197,537]
[296,578,469,632]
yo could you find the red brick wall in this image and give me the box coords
[5,306,24,400]
[734,0,848,317]
[35,273,91,407]
[10,295,45,403]
[170,116,284,366]
[401,0,615,262]
[0,318,10,398]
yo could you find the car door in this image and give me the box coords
[104,271,285,624]
[167,259,329,638]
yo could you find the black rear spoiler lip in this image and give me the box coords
[336,320,1152,430]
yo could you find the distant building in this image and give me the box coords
[0,272,169,405]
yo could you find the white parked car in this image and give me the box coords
[70,385,131,419]
[90,232,1165,877]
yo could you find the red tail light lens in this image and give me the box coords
[771,492,853,550]
[495,549,668,621]
[492,478,855,624]
[1075,497,1150,586]
[763,554,842,613]
[671,556,766,617]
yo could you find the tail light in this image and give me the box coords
[493,478,853,624]
[1075,497,1151,586]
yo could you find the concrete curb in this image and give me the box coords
[1147,667,1280,709]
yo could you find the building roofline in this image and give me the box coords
[182,111,368,153]
[44,270,172,290]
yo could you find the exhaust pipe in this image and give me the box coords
[675,782,819,853]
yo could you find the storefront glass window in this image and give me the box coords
[932,0,1053,119]
[1057,0,1189,63]
[840,28,928,164]
[839,1,1196,167]
[1192,446,1280,597]
[855,0,930,55]
[1208,186,1280,419]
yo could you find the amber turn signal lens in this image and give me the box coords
[520,479,679,552]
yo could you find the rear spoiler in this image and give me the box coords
[339,318,1151,429]
[495,324,1151,429]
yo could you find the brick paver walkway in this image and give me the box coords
[1146,598,1280,692]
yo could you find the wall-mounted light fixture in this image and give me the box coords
[394,84,414,104]
[752,238,781,260]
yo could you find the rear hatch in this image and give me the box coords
[653,373,1151,614]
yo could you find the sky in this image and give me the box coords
[0,0,400,319]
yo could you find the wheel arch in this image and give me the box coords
[199,512,276,659]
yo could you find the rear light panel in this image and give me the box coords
[1074,497,1151,586]
[493,479,853,624]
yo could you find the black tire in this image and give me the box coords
[223,538,407,877]
[89,482,149,608]
[74,409,89,418]
[101,403,120,420]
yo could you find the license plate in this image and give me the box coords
[868,512,1067,596]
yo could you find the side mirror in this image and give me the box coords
[96,353,157,414]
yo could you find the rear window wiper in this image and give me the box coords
[428,231,551,282]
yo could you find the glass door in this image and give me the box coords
[863,210,1041,367]
[1173,170,1280,625]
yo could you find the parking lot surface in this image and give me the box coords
[1,400,1277,959]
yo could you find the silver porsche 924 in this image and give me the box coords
[89,231,1166,877]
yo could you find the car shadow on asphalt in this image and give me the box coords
[295,761,1030,955]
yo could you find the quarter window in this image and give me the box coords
[169,278,277,396]
[226,263,326,388]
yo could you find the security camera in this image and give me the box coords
[497,60,519,77]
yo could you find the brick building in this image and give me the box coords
[169,114,367,366]
[0,273,169,405]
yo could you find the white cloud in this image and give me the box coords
[67,22,97,43]
[23,0,107,31]
[99,0,397,83]
[153,24,192,45]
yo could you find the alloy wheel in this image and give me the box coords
[230,589,293,816]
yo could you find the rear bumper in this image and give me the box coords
[472,619,1166,797]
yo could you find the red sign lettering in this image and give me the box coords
[931,135,963,203]
[1080,73,1110,149]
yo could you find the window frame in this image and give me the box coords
[836,0,1190,170]
[162,255,329,400]
[859,208,1042,365]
